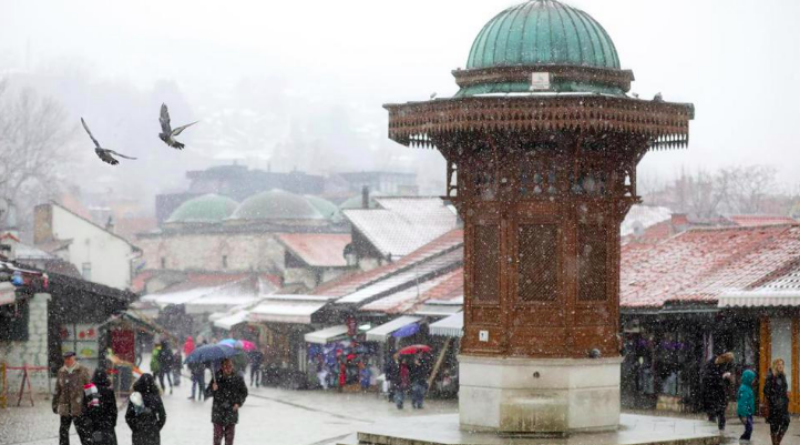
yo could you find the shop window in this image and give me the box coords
[0,301,29,341]
[472,224,499,302]
[517,224,558,302]
[770,318,793,388]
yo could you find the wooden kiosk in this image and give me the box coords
[384,0,693,434]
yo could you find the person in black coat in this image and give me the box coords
[206,358,248,445]
[764,358,791,445]
[384,354,399,403]
[157,341,174,394]
[86,369,118,445]
[700,352,734,431]
[125,374,167,445]
[248,350,264,388]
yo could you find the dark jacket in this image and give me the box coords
[764,370,790,424]
[700,359,730,412]
[125,375,166,445]
[384,359,399,382]
[206,371,248,425]
[157,344,173,371]
[86,370,118,445]
[410,360,429,385]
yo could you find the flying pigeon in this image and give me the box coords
[653,92,664,102]
[159,103,198,150]
[80,118,137,166]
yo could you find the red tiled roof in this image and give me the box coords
[419,268,463,302]
[312,229,464,297]
[277,233,352,268]
[728,215,797,227]
[622,225,800,308]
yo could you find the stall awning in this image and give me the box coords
[214,311,250,330]
[247,295,331,324]
[365,316,421,342]
[304,325,349,345]
[430,312,463,338]
[718,291,800,308]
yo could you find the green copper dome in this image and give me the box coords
[166,194,238,224]
[467,0,620,70]
[230,190,325,221]
[304,195,343,222]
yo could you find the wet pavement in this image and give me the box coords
[2,370,799,444]
[0,370,457,445]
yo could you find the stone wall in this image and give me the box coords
[0,293,52,396]
[137,232,286,273]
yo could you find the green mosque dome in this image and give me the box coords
[304,195,343,222]
[467,0,620,70]
[230,190,325,221]
[166,194,238,224]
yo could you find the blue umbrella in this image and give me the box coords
[184,344,237,365]
[219,338,237,347]
[392,323,420,339]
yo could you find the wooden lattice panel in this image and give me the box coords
[517,224,558,302]
[472,224,500,302]
[578,223,608,302]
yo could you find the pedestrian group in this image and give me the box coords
[699,351,791,445]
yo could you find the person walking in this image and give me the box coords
[125,374,166,445]
[85,369,118,445]
[395,357,411,409]
[701,352,734,432]
[249,349,263,388]
[736,369,756,444]
[183,336,196,357]
[206,358,248,445]
[188,362,206,401]
[410,353,430,409]
[763,358,791,445]
[384,354,399,403]
[53,351,92,445]
[156,341,174,394]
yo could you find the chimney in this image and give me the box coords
[362,186,370,209]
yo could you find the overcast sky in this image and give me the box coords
[2,0,799,197]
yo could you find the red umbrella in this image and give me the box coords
[398,345,431,355]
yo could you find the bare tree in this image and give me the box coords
[0,80,76,227]
[644,165,780,217]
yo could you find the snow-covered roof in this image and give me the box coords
[621,205,672,237]
[343,197,458,258]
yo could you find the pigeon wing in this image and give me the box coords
[81,118,101,148]
[159,103,172,133]
[171,121,198,136]
[108,150,137,160]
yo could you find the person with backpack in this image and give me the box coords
[764,358,791,445]
[125,374,166,445]
[736,369,756,444]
